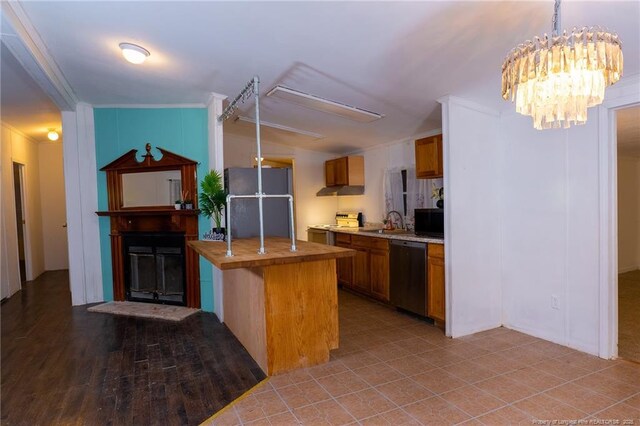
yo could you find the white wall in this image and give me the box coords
[223,133,336,240]
[500,107,603,354]
[38,142,69,271]
[337,140,412,225]
[0,124,45,297]
[1,125,20,298]
[440,97,503,337]
[62,103,103,305]
[618,156,640,273]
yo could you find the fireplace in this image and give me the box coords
[123,233,186,305]
[97,145,201,308]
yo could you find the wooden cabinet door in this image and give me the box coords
[325,160,336,186]
[370,249,389,302]
[415,134,443,179]
[334,157,349,186]
[427,255,445,322]
[352,249,370,293]
[336,242,353,287]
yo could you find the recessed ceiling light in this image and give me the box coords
[47,129,59,141]
[119,42,150,64]
[265,85,384,123]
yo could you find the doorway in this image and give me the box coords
[12,162,28,283]
[616,105,640,363]
[252,156,297,229]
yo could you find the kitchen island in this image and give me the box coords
[189,237,355,375]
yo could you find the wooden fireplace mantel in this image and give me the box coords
[96,209,200,217]
[97,144,201,308]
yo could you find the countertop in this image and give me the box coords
[308,225,445,245]
[189,237,355,270]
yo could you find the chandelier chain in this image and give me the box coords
[552,0,561,36]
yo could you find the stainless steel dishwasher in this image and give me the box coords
[389,240,427,316]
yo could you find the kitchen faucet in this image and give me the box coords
[385,210,405,230]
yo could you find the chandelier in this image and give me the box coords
[501,0,623,130]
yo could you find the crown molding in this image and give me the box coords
[1,121,44,144]
[206,92,228,106]
[1,1,77,111]
[93,104,208,109]
[437,95,500,117]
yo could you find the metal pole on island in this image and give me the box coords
[217,75,297,256]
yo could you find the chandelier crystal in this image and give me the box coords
[501,0,623,130]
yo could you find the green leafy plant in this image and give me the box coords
[200,170,226,231]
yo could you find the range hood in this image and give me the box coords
[316,185,365,196]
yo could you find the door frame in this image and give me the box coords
[12,161,31,282]
[598,83,640,359]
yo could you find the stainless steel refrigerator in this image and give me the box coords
[224,167,293,239]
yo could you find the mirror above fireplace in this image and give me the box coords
[122,170,181,207]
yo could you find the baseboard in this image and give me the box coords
[450,320,502,339]
[503,322,599,357]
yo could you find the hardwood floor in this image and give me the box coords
[1,270,265,426]
[619,269,640,363]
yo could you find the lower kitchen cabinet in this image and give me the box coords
[336,250,353,287]
[353,250,371,293]
[334,233,389,302]
[369,248,390,301]
[427,243,445,322]
[335,234,353,287]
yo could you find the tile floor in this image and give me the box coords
[206,291,640,425]
[619,270,640,363]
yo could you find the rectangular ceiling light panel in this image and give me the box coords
[235,116,324,140]
[265,85,384,123]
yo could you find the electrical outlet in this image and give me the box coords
[551,295,559,310]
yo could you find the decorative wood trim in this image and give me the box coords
[100,144,198,172]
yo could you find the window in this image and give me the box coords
[401,169,408,216]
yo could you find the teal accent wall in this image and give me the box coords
[94,108,213,312]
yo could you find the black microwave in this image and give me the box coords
[414,209,444,237]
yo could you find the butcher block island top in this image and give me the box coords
[188,237,354,270]
[190,237,355,376]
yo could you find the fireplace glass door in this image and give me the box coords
[124,233,186,305]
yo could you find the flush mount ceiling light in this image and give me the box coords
[119,42,150,64]
[47,129,59,141]
[265,85,384,123]
[502,0,623,130]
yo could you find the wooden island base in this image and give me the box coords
[224,260,338,375]
[189,238,354,376]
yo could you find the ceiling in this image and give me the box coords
[6,1,640,153]
[617,106,640,158]
[0,43,61,143]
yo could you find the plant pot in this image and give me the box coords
[185,203,193,210]
[174,203,181,210]
[203,227,225,241]
[436,199,444,209]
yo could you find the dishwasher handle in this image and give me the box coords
[390,240,427,251]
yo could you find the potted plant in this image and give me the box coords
[431,182,444,209]
[178,190,190,209]
[174,200,182,210]
[200,170,227,241]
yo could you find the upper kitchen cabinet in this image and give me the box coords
[415,134,443,179]
[325,156,364,187]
